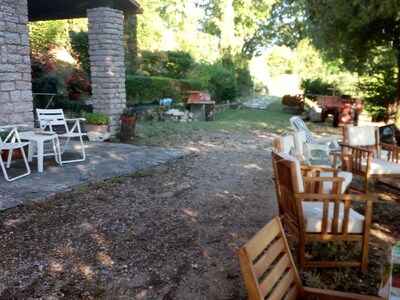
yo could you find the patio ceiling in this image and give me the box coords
[28,0,142,21]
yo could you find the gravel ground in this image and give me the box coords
[0,125,399,299]
[0,129,279,299]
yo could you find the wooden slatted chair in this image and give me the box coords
[342,125,400,192]
[238,217,384,300]
[271,151,376,273]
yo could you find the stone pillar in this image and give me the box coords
[0,0,33,126]
[87,7,126,136]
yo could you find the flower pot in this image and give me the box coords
[84,124,109,134]
[68,92,84,100]
[120,115,136,122]
[1,145,28,161]
[120,115,136,142]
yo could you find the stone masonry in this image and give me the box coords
[0,0,33,126]
[87,7,126,136]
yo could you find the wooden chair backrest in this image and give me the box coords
[237,217,305,300]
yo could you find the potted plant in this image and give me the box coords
[120,106,140,122]
[120,106,140,142]
[64,71,91,100]
[83,112,110,134]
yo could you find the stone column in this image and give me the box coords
[87,7,126,136]
[0,0,33,126]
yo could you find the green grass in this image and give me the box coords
[134,98,297,146]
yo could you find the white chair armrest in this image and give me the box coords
[65,118,86,122]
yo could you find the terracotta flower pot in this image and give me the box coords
[1,145,28,161]
[68,92,83,100]
[120,115,136,122]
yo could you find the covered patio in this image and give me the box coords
[0,0,142,135]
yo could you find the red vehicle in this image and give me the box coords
[317,95,364,127]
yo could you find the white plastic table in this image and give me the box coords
[19,131,61,172]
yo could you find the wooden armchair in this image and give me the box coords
[238,217,384,300]
[341,125,400,193]
[271,151,376,273]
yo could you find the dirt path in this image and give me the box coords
[0,124,399,299]
[0,129,279,299]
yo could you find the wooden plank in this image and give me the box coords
[253,237,285,278]
[245,218,281,261]
[304,287,384,299]
[259,253,290,296]
[268,269,295,300]
[283,284,299,300]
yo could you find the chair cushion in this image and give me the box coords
[293,131,307,155]
[347,126,376,146]
[319,171,353,194]
[302,202,364,233]
[277,134,295,153]
[360,158,400,175]
[276,151,304,193]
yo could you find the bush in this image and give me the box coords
[137,50,195,79]
[125,76,203,105]
[83,112,109,125]
[69,31,90,75]
[189,63,237,103]
[301,78,336,98]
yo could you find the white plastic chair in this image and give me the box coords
[289,116,342,151]
[0,125,31,181]
[36,109,86,164]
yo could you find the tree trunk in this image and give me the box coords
[396,51,400,128]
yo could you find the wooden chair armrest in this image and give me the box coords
[341,143,374,154]
[300,165,341,177]
[304,287,385,300]
[297,192,377,203]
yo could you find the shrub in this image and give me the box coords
[83,112,110,125]
[125,76,203,105]
[189,63,237,103]
[301,78,337,99]
[69,30,90,75]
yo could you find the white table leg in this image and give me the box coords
[36,141,44,172]
[27,142,34,162]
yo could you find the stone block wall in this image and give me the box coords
[0,0,33,126]
[87,7,126,136]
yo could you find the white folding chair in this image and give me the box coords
[0,125,31,181]
[289,115,342,151]
[36,109,86,164]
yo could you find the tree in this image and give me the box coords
[300,0,400,125]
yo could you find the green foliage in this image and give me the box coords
[267,46,294,77]
[69,31,90,75]
[300,78,335,96]
[54,98,93,114]
[359,63,397,122]
[209,64,237,102]
[137,50,195,79]
[83,112,110,125]
[29,21,69,53]
[125,76,203,105]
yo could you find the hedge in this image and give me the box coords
[126,76,203,105]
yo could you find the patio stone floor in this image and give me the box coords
[0,141,190,210]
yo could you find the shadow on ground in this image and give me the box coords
[0,141,190,210]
